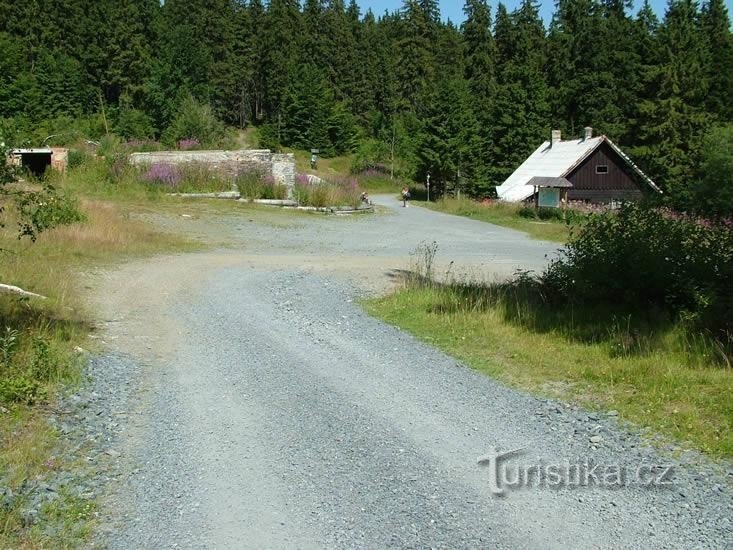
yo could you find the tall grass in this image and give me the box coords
[0,194,192,546]
[236,169,289,200]
[366,239,733,458]
[293,176,362,208]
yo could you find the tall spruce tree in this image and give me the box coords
[461,0,497,191]
[635,0,711,206]
[489,0,550,185]
[700,0,733,121]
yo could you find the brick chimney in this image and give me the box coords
[584,127,593,141]
[551,130,561,146]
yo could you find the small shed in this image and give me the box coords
[526,176,573,208]
[8,148,68,177]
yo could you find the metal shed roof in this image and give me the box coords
[10,148,54,154]
[526,176,573,188]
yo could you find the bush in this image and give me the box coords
[115,107,156,140]
[162,95,224,148]
[142,163,181,188]
[0,331,68,405]
[0,376,42,404]
[690,124,733,219]
[542,204,733,350]
[236,169,288,200]
[141,162,232,193]
[293,177,362,209]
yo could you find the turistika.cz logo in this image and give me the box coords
[478,447,675,497]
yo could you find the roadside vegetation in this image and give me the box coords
[415,196,578,242]
[368,205,733,458]
[0,147,197,547]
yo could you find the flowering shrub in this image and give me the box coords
[541,203,733,348]
[143,163,181,187]
[177,138,201,151]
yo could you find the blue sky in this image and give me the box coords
[357,0,733,24]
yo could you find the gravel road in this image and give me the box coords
[84,196,731,548]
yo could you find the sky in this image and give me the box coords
[357,0,733,25]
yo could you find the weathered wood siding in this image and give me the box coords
[566,142,643,203]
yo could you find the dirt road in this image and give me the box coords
[89,196,731,548]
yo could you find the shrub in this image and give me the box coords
[0,376,42,404]
[67,149,91,169]
[115,107,156,140]
[163,95,224,148]
[142,163,181,188]
[15,190,86,240]
[294,177,362,209]
[177,138,201,151]
[124,139,163,153]
[542,203,733,350]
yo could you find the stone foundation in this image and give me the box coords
[128,149,296,186]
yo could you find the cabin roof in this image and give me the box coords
[496,136,660,202]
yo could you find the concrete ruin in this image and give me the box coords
[128,149,296,187]
[8,148,68,176]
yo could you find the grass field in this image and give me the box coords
[366,282,733,459]
[415,197,572,242]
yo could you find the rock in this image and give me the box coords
[607,410,619,417]
[589,435,604,444]
[21,509,38,527]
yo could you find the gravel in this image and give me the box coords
[64,195,732,548]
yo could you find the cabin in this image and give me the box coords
[496,128,661,205]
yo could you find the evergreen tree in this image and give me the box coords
[489,0,550,185]
[262,0,303,119]
[700,0,733,121]
[635,0,711,206]
[394,0,435,110]
[461,0,497,190]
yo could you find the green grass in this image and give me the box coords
[417,197,572,243]
[366,283,733,459]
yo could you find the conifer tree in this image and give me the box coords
[489,0,550,185]
[635,0,711,206]
[700,0,733,121]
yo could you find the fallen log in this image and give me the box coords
[0,284,47,300]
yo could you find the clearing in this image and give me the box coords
[75,195,731,548]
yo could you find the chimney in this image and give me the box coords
[551,130,561,146]
[584,127,593,141]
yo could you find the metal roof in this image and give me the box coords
[526,176,573,188]
[10,148,53,154]
[496,136,660,202]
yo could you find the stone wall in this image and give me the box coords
[129,149,295,186]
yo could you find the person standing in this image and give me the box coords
[401,186,410,208]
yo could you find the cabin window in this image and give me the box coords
[595,165,609,174]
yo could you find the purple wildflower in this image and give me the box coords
[143,163,181,187]
[177,138,201,151]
